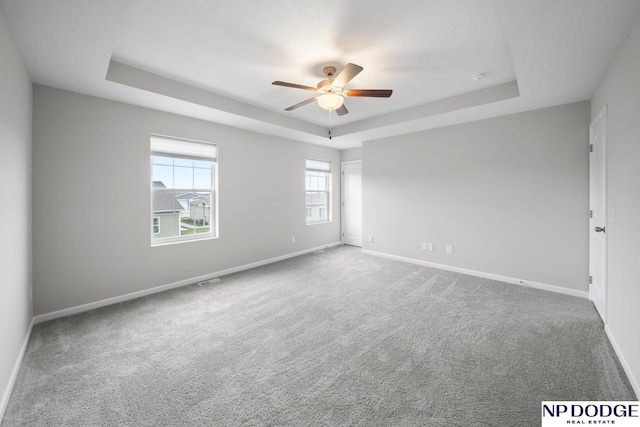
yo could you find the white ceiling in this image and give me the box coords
[2,0,639,149]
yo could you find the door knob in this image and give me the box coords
[595,226,606,233]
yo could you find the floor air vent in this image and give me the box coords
[198,278,221,286]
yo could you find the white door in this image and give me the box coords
[342,161,362,247]
[590,106,607,323]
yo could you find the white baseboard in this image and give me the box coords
[361,249,590,300]
[0,318,34,423]
[605,325,640,399]
[34,242,342,324]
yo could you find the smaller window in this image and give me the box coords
[153,217,160,234]
[305,159,331,225]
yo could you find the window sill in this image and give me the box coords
[306,220,332,226]
[151,234,218,247]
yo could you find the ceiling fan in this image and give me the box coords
[272,63,392,116]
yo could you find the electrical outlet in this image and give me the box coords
[291,236,296,243]
[421,242,427,250]
[428,243,433,252]
[446,245,453,254]
[368,234,373,242]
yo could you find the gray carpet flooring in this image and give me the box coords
[2,245,636,426]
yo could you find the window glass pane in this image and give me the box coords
[311,192,327,204]
[152,164,174,188]
[193,160,211,169]
[174,158,193,167]
[194,167,212,188]
[319,174,327,191]
[306,171,329,191]
[152,156,174,166]
[180,191,212,235]
[174,166,194,188]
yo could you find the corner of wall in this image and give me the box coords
[0,6,34,422]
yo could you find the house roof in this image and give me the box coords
[176,192,209,201]
[152,190,183,213]
[2,1,639,149]
[190,199,209,208]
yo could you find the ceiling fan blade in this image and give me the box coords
[345,89,393,98]
[334,63,363,87]
[272,81,318,91]
[335,104,349,116]
[284,97,318,111]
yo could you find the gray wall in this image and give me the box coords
[0,9,32,416]
[341,147,362,163]
[591,16,640,394]
[362,102,590,292]
[32,86,341,315]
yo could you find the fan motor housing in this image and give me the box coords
[317,66,341,92]
[317,78,336,90]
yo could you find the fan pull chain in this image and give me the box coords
[328,110,333,140]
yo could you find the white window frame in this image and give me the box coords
[305,159,331,225]
[150,134,218,246]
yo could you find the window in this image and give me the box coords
[306,159,331,224]
[150,135,217,245]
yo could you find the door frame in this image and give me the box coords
[589,105,607,323]
[341,160,363,246]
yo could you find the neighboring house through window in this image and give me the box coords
[306,159,331,224]
[150,135,218,245]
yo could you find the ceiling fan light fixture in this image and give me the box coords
[317,93,344,111]
[273,63,392,115]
